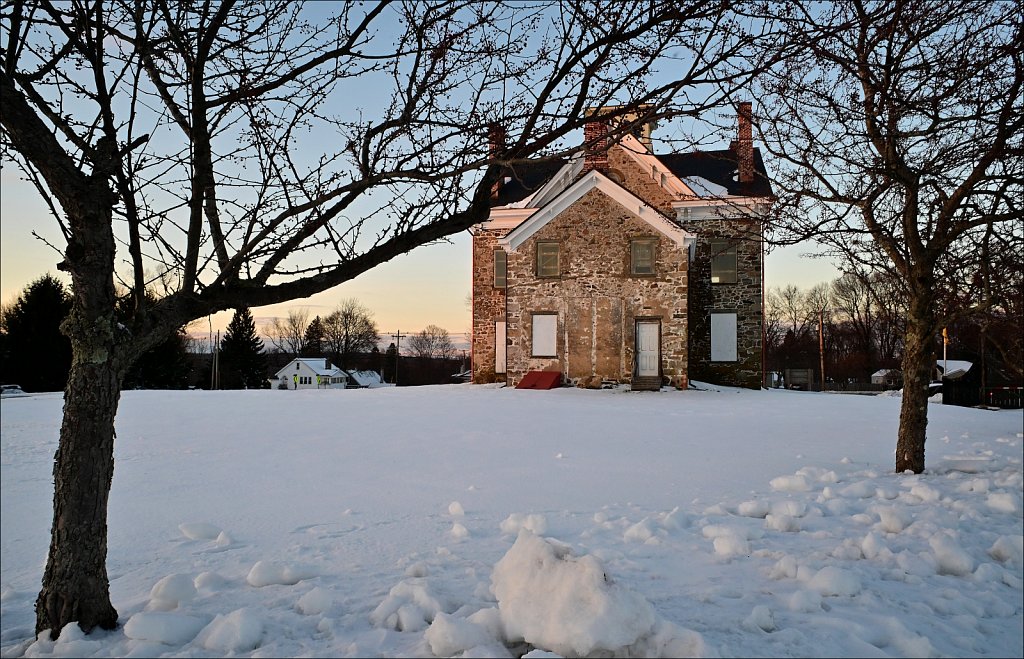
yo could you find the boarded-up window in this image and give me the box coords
[710,240,737,284]
[495,321,506,373]
[494,249,507,288]
[532,314,557,357]
[536,242,560,277]
[631,238,656,275]
[711,312,738,361]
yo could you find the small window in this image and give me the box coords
[494,249,507,288]
[532,314,557,357]
[710,240,737,284]
[631,238,656,275]
[536,242,560,278]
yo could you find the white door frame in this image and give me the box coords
[635,320,661,377]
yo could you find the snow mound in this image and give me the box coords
[123,611,206,645]
[424,612,497,657]
[986,492,1019,514]
[178,522,221,540]
[929,534,975,576]
[147,574,197,611]
[500,513,548,536]
[195,608,263,652]
[245,560,318,587]
[809,566,862,596]
[769,474,811,492]
[370,578,455,632]
[989,535,1024,564]
[297,587,334,615]
[491,531,707,657]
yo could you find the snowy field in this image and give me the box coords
[1,384,1021,658]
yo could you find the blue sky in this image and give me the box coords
[0,3,841,345]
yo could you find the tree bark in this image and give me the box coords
[34,347,121,637]
[895,284,936,474]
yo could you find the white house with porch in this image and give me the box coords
[274,358,348,390]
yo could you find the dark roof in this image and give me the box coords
[489,147,773,208]
[492,158,567,207]
[657,147,774,198]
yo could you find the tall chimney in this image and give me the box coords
[488,123,506,200]
[730,101,754,184]
[584,118,609,171]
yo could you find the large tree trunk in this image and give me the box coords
[35,348,122,637]
[895,285,936,474]
[34,175,123,637]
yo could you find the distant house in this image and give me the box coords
[346,370,386,388]
[274,358,348,390]
[871,369,902,388]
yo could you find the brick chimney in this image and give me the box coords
[729,101,754,184]
[488,123,506,200]
[584,118,609,171]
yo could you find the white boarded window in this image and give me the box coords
[532,314,557,357]
[495,321,506,373]
[711,313,738,362]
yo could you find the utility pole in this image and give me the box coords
[391,330,403,385]
[818,310,825,392]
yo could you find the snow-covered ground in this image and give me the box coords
[1,385,1021,658]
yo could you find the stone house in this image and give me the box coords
[471,103,773,390]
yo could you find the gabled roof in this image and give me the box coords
[498,170,694,252]
[490,144,773,209]
[658,148,773,198]
[274,358,345,378]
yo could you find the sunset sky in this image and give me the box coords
[0,164,840,349]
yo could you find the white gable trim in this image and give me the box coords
[524,153,585,209]
[498,170,694,252]
[616,134,697,199]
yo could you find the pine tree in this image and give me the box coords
[219,308,267,389]
[1,275,72,392]
[300,315,326,357]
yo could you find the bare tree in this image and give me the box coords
[1,0,769,636]
[267,309,309,357]
[323,299,379,369]
[751,0,1022,472]
[408,324,457,360]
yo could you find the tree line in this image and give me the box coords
[766,267,1022,390]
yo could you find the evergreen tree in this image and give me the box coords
[219,308,267,389]
[0,275,72,392]
[123,328,192,389]
[117,290,192,389]
[383,342,398,383]
[300,315,326,356]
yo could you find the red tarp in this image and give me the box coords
[516,371,562,390]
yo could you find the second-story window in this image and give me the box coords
[536,241,560,278]
[494,249,507,288]
[630,238,656,275]
[710,239,737,284]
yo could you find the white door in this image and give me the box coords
[636,321,660,376]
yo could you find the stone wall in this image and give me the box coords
[471,227,508,383]
[503,188,689,388]
[678,217,763,388]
